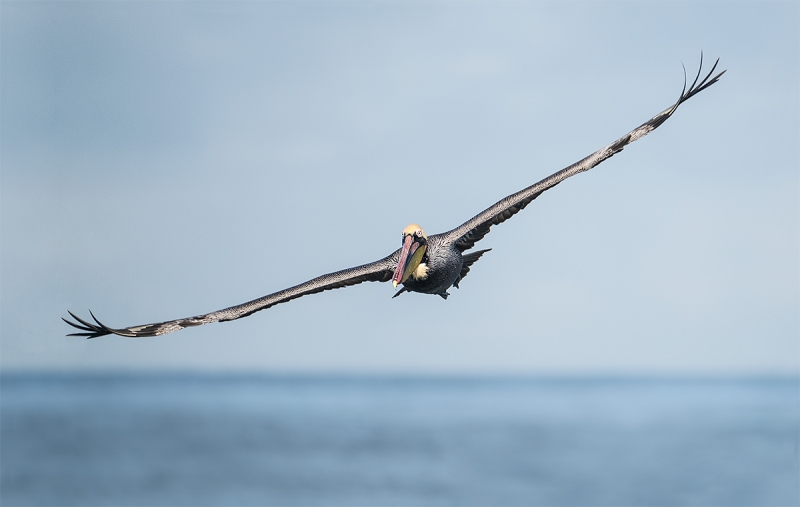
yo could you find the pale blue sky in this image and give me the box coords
[2,1,797,374]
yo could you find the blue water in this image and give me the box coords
[1,374,797,506]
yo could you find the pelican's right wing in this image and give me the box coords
[64,250,400,338]
[439,56,725,252]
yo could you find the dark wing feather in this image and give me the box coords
[439,55,725,252]
[63,251,400,338]
[457,248,491,286]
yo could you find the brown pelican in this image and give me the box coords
[64,57,725,339]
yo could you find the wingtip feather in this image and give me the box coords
[63,310,115,338]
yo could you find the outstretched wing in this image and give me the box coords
[64,251,400,338]
[439,55,726,252]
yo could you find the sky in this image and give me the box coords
[1,1,797,375]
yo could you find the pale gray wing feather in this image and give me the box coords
[64,251,400,338]
[439,57,725,252]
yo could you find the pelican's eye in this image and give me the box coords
[416,230,423,237]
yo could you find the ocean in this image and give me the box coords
[1,374,797,506]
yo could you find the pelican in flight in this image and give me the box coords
[64,57,725,339]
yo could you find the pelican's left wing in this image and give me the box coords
[64,250,400,338]
[439,56,725,252]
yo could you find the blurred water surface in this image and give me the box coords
[1,374,797,506]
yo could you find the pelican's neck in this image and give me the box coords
[411,262,429,280]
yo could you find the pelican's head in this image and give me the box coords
[391,224,428,288]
